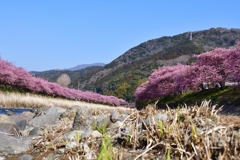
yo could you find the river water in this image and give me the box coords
[0,108,34,114]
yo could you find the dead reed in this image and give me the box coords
[30,100,240,159]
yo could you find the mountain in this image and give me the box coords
[65,63,105,71]
[71,27,240,102]
[31,65,103,87]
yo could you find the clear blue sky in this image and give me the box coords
[0,0,239,71]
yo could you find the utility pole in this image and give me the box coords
[78,81,80,90]
[190,32,192,41]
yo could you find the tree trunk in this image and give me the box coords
[220,81,225,89]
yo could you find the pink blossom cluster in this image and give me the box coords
[0,59,126,106]
[135,46,240,102]
[135,64,186,102]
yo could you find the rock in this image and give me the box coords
[66,142,78,148]
[144,117,154,127]
[63,130,82,142]
[71,105,80,110]
[81,128,93,138]
[0,123,20,137]
[96,114,111,130]
[0,115,15,124]
[83,143,96,160]
[20,125,34,136]
[21,111,35,121]
[10,113,34,123]
[196,127,204,136]
[54,106,66,114]
[0,133,34,154]
[91,130,102,138]
[119,114,127,121]
[44,152,59,160]
[122,110,132,115]
[28,127,38,136]
[56,148,65,155]
[83,143,90,153]
[6,110,14,116]
[153,113,168,121]
[63,129,93,141]
[60,112,67,119]
[217,140,226,147]
[29,108,38,113]
[114,114,126,123]
[28,127,45,136]
[72,107,94,131]
[145,113,168,127]
[121,126,133,135]
[28,115,58,127]
[110,121,123,129]
[110,111,126,123]
[16,119,27,131]
[17,154,33,160]
[31,107,45,117]
[0,156,5,160]
[45,106,58,116]
[37,106,49,113]
[110,111,120,123]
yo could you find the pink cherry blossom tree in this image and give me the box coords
[0,58,126,106]
[194,45,240,87]
[135,64,189,102]
[135,42,240,105]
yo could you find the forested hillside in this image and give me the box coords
[73,28,240,102]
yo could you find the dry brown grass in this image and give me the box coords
[22,100,240,159]
[0,91,130,112]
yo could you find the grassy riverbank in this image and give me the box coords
[146,86,240,115]
[0,90,130,112]
[158,86,239,105]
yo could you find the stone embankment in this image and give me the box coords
[0,104,134,159]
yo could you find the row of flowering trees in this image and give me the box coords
[135,42,240,104]
[0,59,126,106]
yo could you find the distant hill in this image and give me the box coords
[31,65,103,88]
[72,27,240,102]
[65,63,105,71]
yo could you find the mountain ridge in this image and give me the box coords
[65,63,105,71]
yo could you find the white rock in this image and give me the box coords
[110,121,123,129]
[66,142,78,148]
[0,156,5,160]
[0,115,15,124]
[17,154,33,160]
[28,115,58,127]
[45,106,58,116]
[91,130,102,138]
